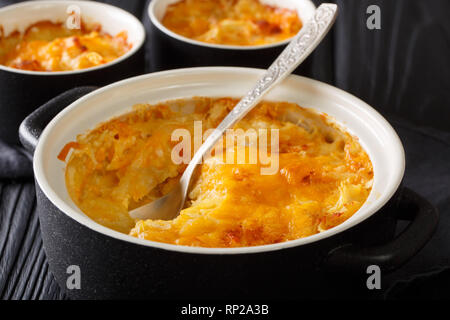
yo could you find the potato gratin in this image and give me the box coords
[162,0,303,46]
[0,21,131,71]
[59,98,373,248]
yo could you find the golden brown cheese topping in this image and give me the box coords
[0,21,131,72]
[162,0,303,46]
[59,98,373,248]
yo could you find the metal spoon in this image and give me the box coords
[130,3,338,221]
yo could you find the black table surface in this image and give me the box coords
[0,0,449,300]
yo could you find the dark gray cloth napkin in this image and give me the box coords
[0,141,32,180]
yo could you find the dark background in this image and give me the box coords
[0,0,449,300]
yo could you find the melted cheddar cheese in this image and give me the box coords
[60,98,373,247]
[0,21,131,72]
[162,0,302,46]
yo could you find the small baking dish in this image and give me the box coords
[0,0,145,144]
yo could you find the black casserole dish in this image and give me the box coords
[20,67,438,299]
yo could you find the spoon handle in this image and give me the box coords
[181,3,338,189]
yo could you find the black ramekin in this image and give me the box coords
[147,0,317,74]
[0,1,146,145]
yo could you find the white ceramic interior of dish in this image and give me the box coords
[149,0,317,50]
[33,67,405,254]
[0,0,145,75]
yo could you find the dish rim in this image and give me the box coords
[32,67,406,255]
[0,0,146,76]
